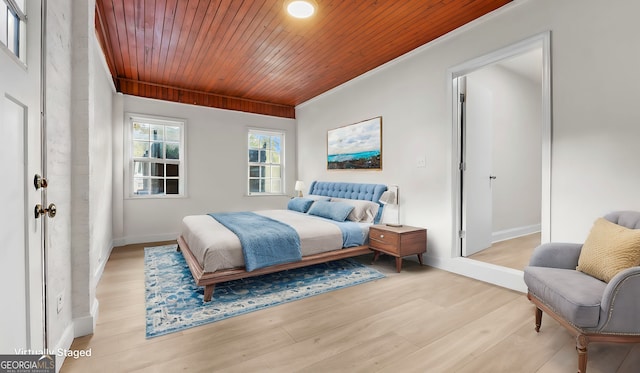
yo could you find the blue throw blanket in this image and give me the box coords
[328,220,366,247]
[208,212,302,272]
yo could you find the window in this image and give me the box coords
[128,115,185,197]
[248,129,284,195]
[1,0,26,61]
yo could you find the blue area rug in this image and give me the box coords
[145,244,385,338]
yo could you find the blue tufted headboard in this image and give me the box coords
[308,181,387,223]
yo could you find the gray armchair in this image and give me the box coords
[523,211,640,373]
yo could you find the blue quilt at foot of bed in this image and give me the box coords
[208,212,302,272]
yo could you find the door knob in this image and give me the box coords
[35,203,57,219]
[34,174,48,190]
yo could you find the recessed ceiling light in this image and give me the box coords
[285,0,317,19]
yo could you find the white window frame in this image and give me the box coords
[247,128,285,196]
[1,0,26,63]
[125,113,187,199]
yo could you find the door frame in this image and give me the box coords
[448,31,552,285]
[0,0,47,352]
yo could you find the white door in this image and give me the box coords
[0,0,45,352]
[461,76,494,256]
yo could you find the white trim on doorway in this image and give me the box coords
[425,255,527,293]
[441,31,552,292]
[492,223,541,243]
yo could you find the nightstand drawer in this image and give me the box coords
[369,228,400,254]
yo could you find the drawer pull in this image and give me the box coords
[380,234,384,238]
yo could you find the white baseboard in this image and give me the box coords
[73,298,98,338]
[94,242,113,283]
[424,255,527,293]
[112,232,179,247]
[492,223,541,243]
[53,322,74,373]
[54,299,96,372]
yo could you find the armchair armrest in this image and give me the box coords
[598,266,640,333]
[528,242,583,269]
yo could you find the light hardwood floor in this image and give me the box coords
[469,233,541,270]
[61,242,640,372]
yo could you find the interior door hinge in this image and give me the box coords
[459,162,466,171]
[459,93,465,103]
[459,230,466,239]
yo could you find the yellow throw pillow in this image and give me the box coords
[577,218,640,282]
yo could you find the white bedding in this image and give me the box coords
[181,210,371,273]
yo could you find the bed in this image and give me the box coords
[177,181,387,301]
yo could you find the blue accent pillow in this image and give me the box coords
[287,197,315,213]
[307,200,355,222]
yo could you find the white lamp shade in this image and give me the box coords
[294,180,305,197]
[379,190,397,205]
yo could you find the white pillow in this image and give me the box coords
[330,197,380,223]
[306,194,331,202]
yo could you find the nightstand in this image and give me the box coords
[369,225,427,272]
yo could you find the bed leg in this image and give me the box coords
[203,285,215,302]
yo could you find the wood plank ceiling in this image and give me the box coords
[95,0,512,118]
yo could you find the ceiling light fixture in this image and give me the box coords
[285,0,317,19]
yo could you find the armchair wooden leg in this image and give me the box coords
[535,307,542,332]
[576,335,588,373]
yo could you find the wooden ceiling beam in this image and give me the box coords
[118,77,295,118]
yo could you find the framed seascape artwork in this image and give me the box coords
[327,116,382,170]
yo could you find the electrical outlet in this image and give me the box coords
[56,292,64,314]
[416,156,426,168]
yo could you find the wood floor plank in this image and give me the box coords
[394,285,522,348]
[280,277,437,342]
[375,297,533,372]
[469,233,540,270]
[222,298,434,371]
[451,315,573,372]
[538,342,634,373]
[617,344,640,373]
[303,332,420,372]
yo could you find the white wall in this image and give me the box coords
[68,0,114,339]
[45,1,115,369]
[296,0,640,269]
[90,20,114,312]
[113,97,297,245]
[69,0,92,336]
[466,64,542,234]
[45,0,74,361]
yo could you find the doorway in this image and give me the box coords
[450,32,551,285]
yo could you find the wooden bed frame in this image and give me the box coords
[177,181,387,302]
[177,235,372,302]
